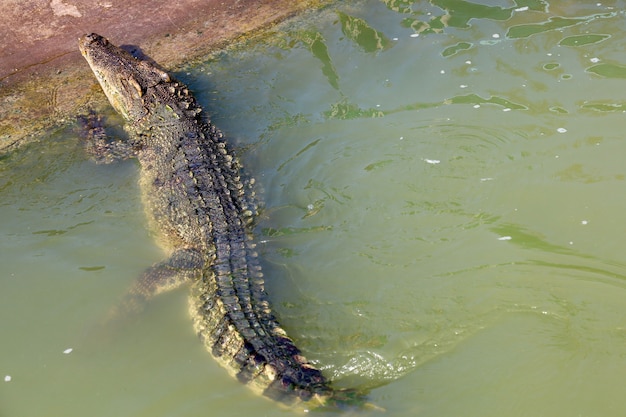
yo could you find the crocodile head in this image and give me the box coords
[79,33,171,123]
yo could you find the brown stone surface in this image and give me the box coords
[0,0,326,153]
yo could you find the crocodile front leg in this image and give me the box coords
[78,110,140,164]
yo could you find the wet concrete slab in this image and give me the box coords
[0,0,327,153]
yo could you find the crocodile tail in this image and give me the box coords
[302,387,380,412]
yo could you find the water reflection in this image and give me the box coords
[265,0,625,125]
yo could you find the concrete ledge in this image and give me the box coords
[0,0,328,153]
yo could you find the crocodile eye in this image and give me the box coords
[120,76,143,99]
[158,69,171,82]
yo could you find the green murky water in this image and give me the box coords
[3,1,626,415]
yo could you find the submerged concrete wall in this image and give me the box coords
[0,0,327,153]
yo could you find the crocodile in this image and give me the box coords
[78,33,363,409]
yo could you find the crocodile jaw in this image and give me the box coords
[79,33,170,122]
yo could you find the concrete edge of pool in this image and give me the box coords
[0,0,330,154]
